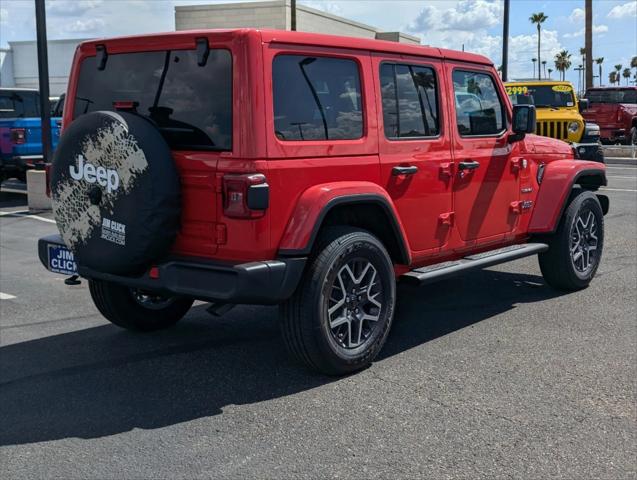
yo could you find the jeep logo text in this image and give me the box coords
[69,154,119,193]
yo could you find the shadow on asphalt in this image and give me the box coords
[0,269,565,446]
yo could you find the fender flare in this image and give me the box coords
[278,181,411,264]
[528,160,607,234]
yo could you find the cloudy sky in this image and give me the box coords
[0,0,635,86]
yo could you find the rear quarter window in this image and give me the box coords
[0,91,40,118]
[272,55,363,141]
[73,49,232,151]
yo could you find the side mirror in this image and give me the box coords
[578,98,589,112]
[511,105,536,140]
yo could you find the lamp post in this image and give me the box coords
[34,0,52,165]
[501,0,510,81]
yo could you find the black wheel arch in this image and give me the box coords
[278,194,410,265]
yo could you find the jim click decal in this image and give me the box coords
[101,217,126,246]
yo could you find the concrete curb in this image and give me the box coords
[604,157,637,166]
[27,170,52,211]
[601,146,636,158]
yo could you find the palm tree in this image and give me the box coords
[595,57,604,86]
[554,50,572,81]
[609,71,617,86]
[542,60,547,79]
[615,64,622,84]
[532,58,537,78]
[623,68,632,85]
[631,56,637,79]
[530,12,548,80]
[548,68,553,79]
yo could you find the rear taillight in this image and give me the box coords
[10,128,26,144]
[618,110,623,122]
[222,173,269,219]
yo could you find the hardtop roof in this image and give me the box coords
[505,80,574,86]
[586,86,637,90]
[78,28,493,66]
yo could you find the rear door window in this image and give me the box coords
[380,63,439,139]
[73,49,232,151]
[452,70,505,136]
[586,89,637,104]
[273,55,363,141]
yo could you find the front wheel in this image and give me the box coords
[89,279,193,331]
[280,228,396,375]
[539,189,604,291]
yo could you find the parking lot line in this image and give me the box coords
[0,211,56,224]
[600,187,637,192]
[606,175,637,179]
[0,292,17,300]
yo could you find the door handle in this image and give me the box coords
[458,161,480,171]
[392,165,418,176]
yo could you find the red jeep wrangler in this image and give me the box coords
[39,29,608,375]
[582,87,637,145]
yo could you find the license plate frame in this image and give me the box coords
[47,244,78,275]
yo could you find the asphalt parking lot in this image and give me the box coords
[1,166,635,479]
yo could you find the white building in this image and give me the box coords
[0,39,85,96]
[175,0,419,44]
[0,1,418,95]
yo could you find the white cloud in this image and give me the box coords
[607,2,637,19]
[409,0,502,32]
[563,24,609,39]
[568,7,584,23]
[405,0,563,78]
[48,0,103,16]
[302,1,343,15]
[63,18,105,33]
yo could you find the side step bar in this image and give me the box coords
[403,243,548,285]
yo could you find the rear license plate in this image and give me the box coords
[47,244,77,275]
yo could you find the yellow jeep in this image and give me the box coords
[505,80,603,162]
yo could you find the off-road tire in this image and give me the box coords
[280,227,396,375]
[539,189,604,291]
[630,126,637,146]
[89,279,193,331]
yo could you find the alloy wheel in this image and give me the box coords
[570,209,598,274]
[326,259,383,349]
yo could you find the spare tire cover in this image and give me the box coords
[51,111,180,275]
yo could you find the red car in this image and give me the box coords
[583,87,637,145]
[39,29,608,375]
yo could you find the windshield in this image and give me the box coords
[585,89,637,104]
[506,84,575,108]
[73,49,232,151]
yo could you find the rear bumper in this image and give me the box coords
[599,128,626,141]
[0,155,44,171]
[38,234,306,305]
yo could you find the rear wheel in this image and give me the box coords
[539,189,604,291]
[89,279,193,331]
[280,228,396,375]
[630,126,637,147]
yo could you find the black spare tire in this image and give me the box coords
[51,111,180,275]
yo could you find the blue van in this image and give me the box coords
[0,88,62,181]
